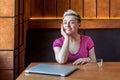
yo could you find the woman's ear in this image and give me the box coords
[61,23,63,27]
[78,23,81,27]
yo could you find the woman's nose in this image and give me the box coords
[66,22,70,27]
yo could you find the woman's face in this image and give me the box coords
[62,15,80,35]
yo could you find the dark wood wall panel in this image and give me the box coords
[24,0,31,20]
[0,70,13,80]
[82,19,120,28]
[71,0,83,18]
[0,0,29,80]
[19,49,25,73]
[30,0,120,19]
[57,0,69,18]
[111,0,120,18]
[84,0,96,18]
[15,25,19,49]
[31,0,43,17]
[97,0,109,18]
[14,50,19,78]
[20,0,23,14]
[20,24,23,46]
[29,0,120,28]
[44,0,56,18]
[0,51,13,69]
[28,19,120,29]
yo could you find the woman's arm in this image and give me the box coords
[53,37,69,64]
[73,47,96,65]
[89,47,96,62]
[53,26,69,64]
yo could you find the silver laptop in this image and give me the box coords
[25,64,77,76]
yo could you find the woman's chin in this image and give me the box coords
[66,32,72,35]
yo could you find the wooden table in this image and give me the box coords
[16,62,120,80]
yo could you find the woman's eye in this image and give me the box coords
[63,22,67,24]
[70,21,75,24]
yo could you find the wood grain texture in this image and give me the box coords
[30,0,120,19]
[29,19,62,28]
[44,0,56,18]
[0,0,29,80]
[57,0,69,18]
[0,70,13,80]
[16,62,120,80]
[84,0,96,18]
[20,0,23,14]
[20,24,23,46]
[14,50,19,78]
[111,0,120,18]
[24,0,31,20]
[15,25,19,49]
[28,19,120,29]
[19,50,25,73]
[0,51,13,69]
[31,0,43,17]
[71,0,83,18]
[0,18,14,50]
[97,0,109,18]
[0,0,14,16]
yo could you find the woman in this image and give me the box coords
[53,9,96,65]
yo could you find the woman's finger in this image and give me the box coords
[81,60,86,65]
[73,59,82,65]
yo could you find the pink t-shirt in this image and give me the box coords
[52,35,94,62]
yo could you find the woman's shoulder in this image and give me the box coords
[54,36,64,42]
[80,34,93,42]
[53,36,64,47]
[56,36,64,40]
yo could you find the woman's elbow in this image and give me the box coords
[56,59,67,64]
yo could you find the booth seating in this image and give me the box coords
[25,28,120,67]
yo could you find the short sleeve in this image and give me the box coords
[52,37,64,47]
[87,37,94,50]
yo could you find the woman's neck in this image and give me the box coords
[69,33,80,41]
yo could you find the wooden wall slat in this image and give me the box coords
[29,0,120,29]
[71,0,83,18]
[20,0,23,14]
[20,24,23,46]
[0,18,14,50]
[0,70,13,80]
[0,0,14,16]
[30,0,120,19]
[24,0,31,20]
[29,19,62,28]
[28,19,120,29]
[15,0,19,16]
[19,50,25,73]
[111,0,120,18]
[57,0,69,18]
[97,0,109,18]
[0,51,13,69]
[14,50,19,78]
[44,0,56,18]
[15,25,19,49]
[82,19,120,28]
[31,0,43,17]
[84,0,96,18]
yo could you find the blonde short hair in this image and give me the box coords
[63,9,81,23]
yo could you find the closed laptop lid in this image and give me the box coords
[25,64,77,76]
